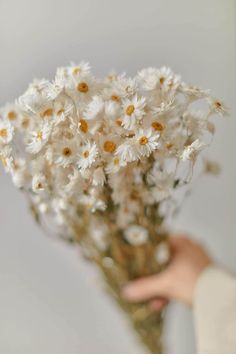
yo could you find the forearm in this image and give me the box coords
[193,265,236,354]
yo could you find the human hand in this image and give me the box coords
[122,236,212,309]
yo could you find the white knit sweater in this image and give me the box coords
[193,266,236,354]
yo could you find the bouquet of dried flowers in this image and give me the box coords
[0,62,227,353]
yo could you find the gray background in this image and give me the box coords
[0,0,235,353]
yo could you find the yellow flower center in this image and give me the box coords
[107,74,116,81]
[126,104,135,116]
[83,150,89,158]
[21,117,30,129]
[0,128,8,137]
[79,119,88,133]
[77,82,89,93]
[8,111,17,121]
[103,140,116,153]
[72,67,81,75]
[151,121,164,131]
[166,143,173,150]
[116,119,122,127]
[111,95,120,102]
[41,108,53,118]
[139,136,148,145]
[37,131,43,140]
[113,158,120,165]
[63,147,72,157]
[215,101,222,108]
[159,76,165,85]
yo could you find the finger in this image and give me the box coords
[168,235,191,249]
[122,272,170,303]
[149,298,169,312]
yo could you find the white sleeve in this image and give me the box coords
[193,265,236,354]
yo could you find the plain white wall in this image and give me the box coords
[0,1,235,353]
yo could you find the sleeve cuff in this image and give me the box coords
[193,265,236,354]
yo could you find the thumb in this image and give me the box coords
[122,271,170,303]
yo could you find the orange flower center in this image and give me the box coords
[0,128,7,137]
[103,140,116,153]
[57,108,65,116]
[77,82,89,93]
[8,111,17,120]
[63,147,72,157]
[79,119,88,133]
[41,108,53,118]
[83,150,89,158]
[151,121,164,131]
[21,118,30,129]
[215,101,222,108]
[126,104,135,116]
[139,136,148,145]
[111,95,120,102]
[116,119,122,127]
[166,143,173,150]
[159,76,165,85]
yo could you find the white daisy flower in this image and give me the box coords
[105,156,126,174]
[98,133,121,157]
[38,202,49,214]
[101,85,122,102]
[134,128,160,157]
[151,98,176,117]
[53,97,74,125]
[92,167,106,186]
[104,100,121,119]
[183,110,214,138]
[157,66,181,92]
[0,103,19,122]
[0,119,14,144]
[124,225,148,246]
[18,79,51,114]
[181,139,206,162]
[0,145,13,172]
[115,141,138,163]
[53,139,78,168]
[137,67,160,91]
[67,61,91,77]
[32,173,47,193]
[64,168,85,196]
[207,97,229,116]
[179,83,210,100]
[148,170,174,202]
[65,74,97,106]
[27,122,52,154]
[77,141,98,170]
[10,158,29,188]
[155,242,170,265]
[79,194,106,212]
[113,74,137,97]
[18,114,32,132]
[138,66,180,92]
[84,95,104,120]
[121,94,146,130]
[90,222,109,251]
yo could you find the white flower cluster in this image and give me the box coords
[0,62,227,248]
